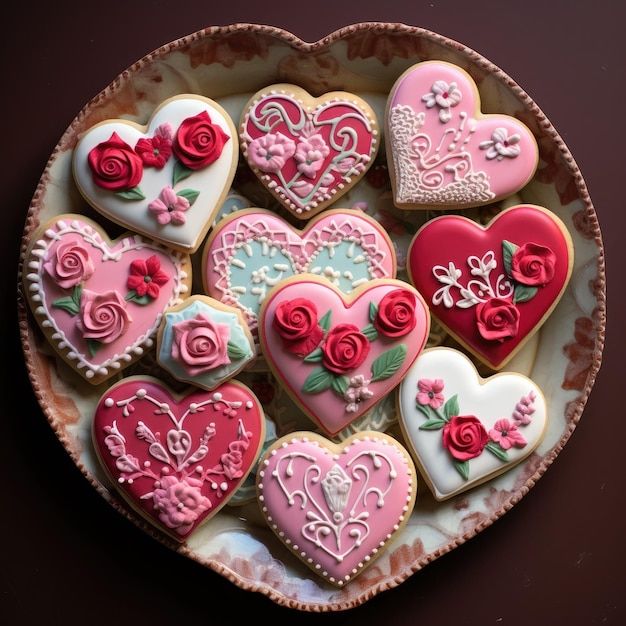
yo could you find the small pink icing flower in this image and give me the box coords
[512,390,536,425]
[344,375,374,413]
[43,239,95,289]
[422,80,462,123]
[77,289,132,344]
[219,433,251,481]
[489,418,527,450]
[173,110,230,169]
[246,132,296,173]
[127,255,171,299]
[135,123,173,168]
[148,186,190,225]
[416,378,445,409]
[510,242,556,287]
[479,127,521,161]
[294,133,330,177]
[475,298,520,342]
[87,131,144,191]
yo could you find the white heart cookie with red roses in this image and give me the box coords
[22,214,192,385]
[407,204,574,370]
[258,274,430,436]
[239,84,380,219]
[385,60,538,209]
[397,347,547,500]
[93,376,266,541]
[202,208,396,333]
[256,430,417,587]
[73,94,238,253]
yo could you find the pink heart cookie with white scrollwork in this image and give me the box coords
[258,275,430,436]
[22,214,192,384]
[256,430,417,587]
[93,376,266,541]
[386,60,538,209]
[239,84,380,219]
[73,94,238,253]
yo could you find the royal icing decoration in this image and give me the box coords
[398,348,547,500]
[258,275,430,436]
[256,431,417,586]
[73,94,238,252]
[202,208,396,333]
[23,215,191,384]
[93,376,265,541]
[386,60,538,208]
[239,84,379,218]
[407,205,573,370]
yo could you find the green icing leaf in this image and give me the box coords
[303,347,323,363]
[369,301,378,323]
[124,290,151,306]
[51,283,82,316]
[418,418,447,430]
[173,161,192,185]
[454,459,470,481]
[513,283,538,304]
[115,186,145,201]
[87,338,101,358]
[302,366,334,393]
[502,239,518,275]
[443,394,459,420]
[177,189,200,206]
[331,375,350,396]
[370,344,407,381]
[485,441,510,461]
[227,341,249,360]
[318,309,332,332]
[361,323,378,341]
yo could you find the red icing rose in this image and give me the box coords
[510,242,556,286]
[442,414,489,461]
[87,132,144,191]
[374,288,417,337]
[273,298,324,356]
[43,239,95,289]
[475,298,520,342]
[77,289,132,344]
[173,110,230,170]
[321,323,370,374]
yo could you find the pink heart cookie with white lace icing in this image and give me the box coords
[202,208,396,333]
[239,84,380,218]
[73,94,238,253]
[258,275,430,436]
[256,431,417,587]
[397,347,547,500]
[386,60,538,209]
[93,376,265,541]
[407,205,573,370]
[22,215,191,385]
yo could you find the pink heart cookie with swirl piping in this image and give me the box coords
[258,275,430,436]
[22,214,192,385]
[239,84,380,219]
[385,60,538,209]
[256,430,417,587]
[93,376,266,541]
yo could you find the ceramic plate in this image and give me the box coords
[16,23,605,611]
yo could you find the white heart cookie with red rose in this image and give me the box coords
[258,274,430,436]
[256,430,417,587]
[202,208,396,333]
[397,347,548,500]
[73,94,238,253]
[407,204,573,370]
[93,376,265,541]
[385,60,538,209]
[22,214,192,385]
[239,84,380,219]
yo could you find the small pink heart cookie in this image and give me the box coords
[407,204,573,370]
[256,430,417,587]
[239,84,380,219]
[73,94,238,253]
[386,60,538,209]
[22,215,192,384]
[258,275,430,436]
[397,347,547,500]
[93,376,266,541]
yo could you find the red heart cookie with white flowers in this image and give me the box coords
[407,205,573,370]
[397,347,548,500]
[22,214,192,384]
[93,376,266,541]
[239,84,380,219]
[258,275,430,436]
[256,430,417,587]
[386,60,538,209]
[73,95,238,253]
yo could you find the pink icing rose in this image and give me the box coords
[475,298,520,342]
[127,254,170,299]
[489,418,527,450]
[87,131,144,191]
[442,414,489,461]
[416,378,445,409]
[151,475,211,535]
[374,288,417,338]
[272,298,324,356]
[510,242,556,286]
[135,123,173,168]
[77,289,132,344]
[171,313,231,375]
[172,110,230,170]
[321,323,370,374]
[43,239,95,289]
[246,132,296,173]
[294,133,330,177]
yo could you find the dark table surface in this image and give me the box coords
[2,2,623,624]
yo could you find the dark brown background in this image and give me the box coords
[2,2,622,624]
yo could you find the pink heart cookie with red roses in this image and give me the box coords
[22,214,192,384]
[239,84,380,219]
[258,275,430,436]
[73,94,238,253]
[386,60,538,209]
[93,376,266,542]
[407,205,574,370]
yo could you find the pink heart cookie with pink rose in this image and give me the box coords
[407,204,574,370]
[239,84,380,219]
[258,274,430,436]
[22,214,192,385]
[385,60,538,209]
[93,376,266,541]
